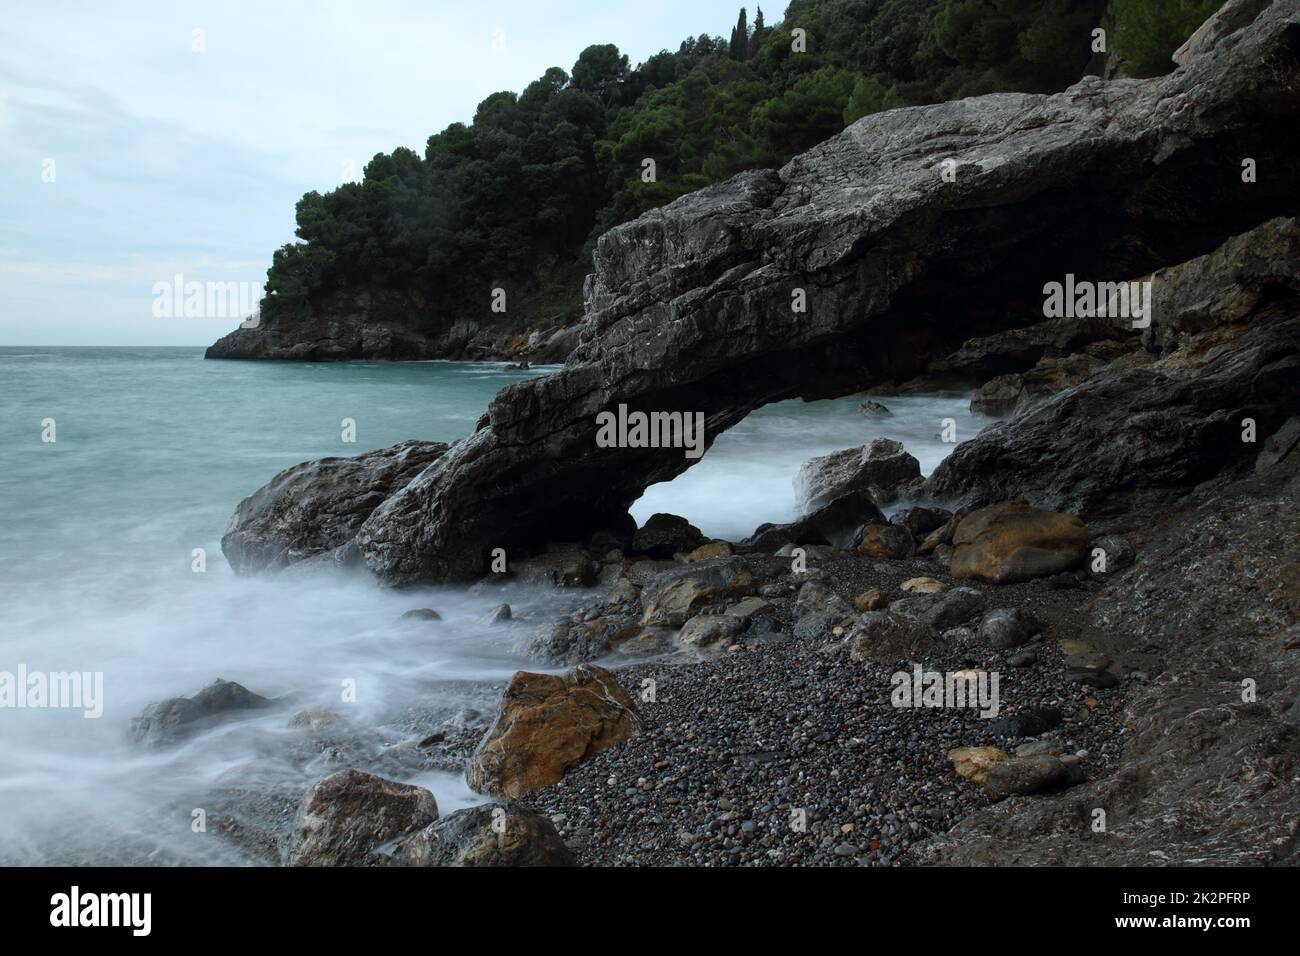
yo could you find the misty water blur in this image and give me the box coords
[0,348,983,863]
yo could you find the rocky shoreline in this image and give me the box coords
[131,2,1300,867]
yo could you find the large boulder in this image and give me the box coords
[949,502,1089,584]
[630,513,705,558]
[390,803,574,867]
[969,353,1109,417]
[222,440,447,574]
[228,4,1300,585]
[640,558,757,626]
[890,586,986,630]
[1142,217,1300,357]
[844,611,939,663]
[794,439,921,512]
[742,490,885,552]
[286,769,439,866]
[927,219,1300,525]
[129,678,272,746]
[466,665,641,797]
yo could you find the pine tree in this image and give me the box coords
[729,7,749,60]
[749,6,766,59]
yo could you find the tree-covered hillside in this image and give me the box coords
[255,0,1217,350]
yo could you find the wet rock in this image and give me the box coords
[890,587,985,630]
[480,603,513,625]
[631,513,705,558]
[466,665,641,797]
[892,506,952,537]
[288,709,339,730]
[286,769,439,866]
[950,502,1089,584]
[130,679,273,746]
[641,558,756,627]
[615,627,675,657]
[525,602,641,664]
[853,523,916,560]
[857,400,893,418]
[679,614,745,649]
[947,747,1010,785]
[795,439,922,513]
[970,353,1108,417]
[845,612,938,662]
[978,607,1041,649]
[400,608,442,622]
[390,802,574,867]
[222,440,447,574]
[983,755,1071,801]
[744,491,885,552]
[513,544,598,589]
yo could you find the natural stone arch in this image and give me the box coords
[341,4,1298,585]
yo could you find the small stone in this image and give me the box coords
[853,588,887,611]
[900,576,945,594]
[1007,648,1038,667]
[1066,666,1120,689]
[686,540,734,562]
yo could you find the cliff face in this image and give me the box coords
[204,272,585,362]
[214,3,1300,867]
[346,0,1299,585]
[221,1,1300,584]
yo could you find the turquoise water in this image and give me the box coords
[0,347,983,863]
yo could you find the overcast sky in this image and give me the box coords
[0,0,747,345]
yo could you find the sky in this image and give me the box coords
[0,0,748,345]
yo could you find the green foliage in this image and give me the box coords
[1108,0,1221,77]
[260,0,1221,328]
[843,76,902,124]
[751,65,857,154]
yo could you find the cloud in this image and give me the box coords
[0,0,743,345]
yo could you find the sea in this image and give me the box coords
[0,346,985,863]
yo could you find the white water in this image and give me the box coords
[0,347,983,864]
